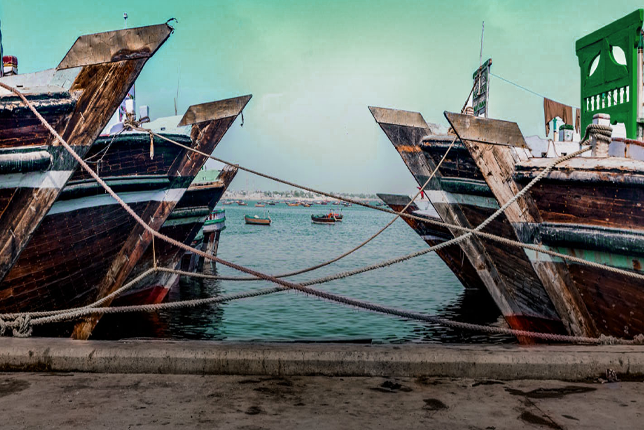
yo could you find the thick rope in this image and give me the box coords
[587,123,612,144]
[1,81,639,344]
[2,263,638,344]
[124,123,644,284]
[148,134,644,286]
[244,136,456,280]
[1,265,634,345]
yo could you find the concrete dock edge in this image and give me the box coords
[1,338,643,380]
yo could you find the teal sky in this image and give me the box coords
[1,1,641,193]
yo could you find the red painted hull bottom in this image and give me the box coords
[113,278,179,307]
[504,315,567,344]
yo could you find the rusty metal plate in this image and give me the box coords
[178,94,252,126]
[368,106,429,128]
[57,23,173,70]
[444,111,528,148]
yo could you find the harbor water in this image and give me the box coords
[94,203,515,343]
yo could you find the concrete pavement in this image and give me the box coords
[0,372,641,429]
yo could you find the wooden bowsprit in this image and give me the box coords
[445,111,598,338]
[0,23,173,290]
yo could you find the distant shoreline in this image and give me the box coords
[222,193,379,203]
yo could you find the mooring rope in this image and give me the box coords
[3,264,641,345]
[0,81,638,344]
[122,122,644,284]
[0,137,456,321]
[123,82,473,281]
[137,124,644,285]
[0,269,157,320]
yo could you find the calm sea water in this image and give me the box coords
[94,203,515,343]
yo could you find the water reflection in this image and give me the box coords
[95,275,515,344]
[94,269,225,340]
[412,287,515,344]
[92,205,517,344]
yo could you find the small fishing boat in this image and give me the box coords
[245,214,271,225]
[311,213,337,224]
[319,201,328,205]
[255,203,265,207]
[302,203,312,207]
[204,208,227,234]
[237,200,247,206]
[286,202,300,207]
[267,201,276,206]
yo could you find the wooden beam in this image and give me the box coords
[445,111,598,338]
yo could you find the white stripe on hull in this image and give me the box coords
[47,188,187,216]
[0,171,73,189]
[420,234,447,242]
[412,208,441,219]
[162,215,208,227]
[426,190,499,210]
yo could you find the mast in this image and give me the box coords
[0,19,3,78]
[117,12,135,122]
[479,21,485,69]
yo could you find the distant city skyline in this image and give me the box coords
[1,1,641,193]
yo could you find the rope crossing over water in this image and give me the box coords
[0,80,638,345]
[124,122,644,285]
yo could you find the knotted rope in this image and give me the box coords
[587,123,613,157]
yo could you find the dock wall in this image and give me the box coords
[1,338,644,380]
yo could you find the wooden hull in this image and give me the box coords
[0,96,250,339]
[513,157,644,338]
[370,107,567,342]
[114,165,239,307]
[311,214,336,224]
[377,193,489,294]
[0,23,173,286]
[245,216,271,225]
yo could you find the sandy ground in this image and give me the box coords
[0,373,641,429]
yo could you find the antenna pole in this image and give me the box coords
[479,21,485,69]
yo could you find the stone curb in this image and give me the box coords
[1,338,643,380]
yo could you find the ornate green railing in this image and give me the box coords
[576,9,643,138]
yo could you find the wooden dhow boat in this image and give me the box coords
[441,11,644,341]
[0,22,173,288]
[375,10,644,341]
[0,95,250,339]
[245,214,271,225]
[311,213,337,224]
[202,208,227,235]
[370,107,569,341]
[114,164,239,307]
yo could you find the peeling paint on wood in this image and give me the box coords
[71,96,249,339]
[370,106,567,343]
[0,24,172,287]
[445,112,598,338]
